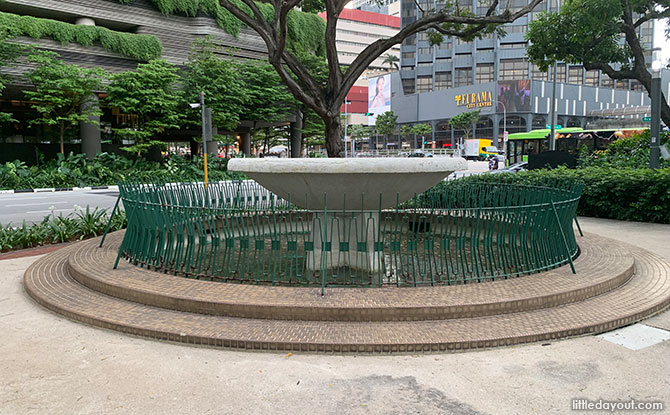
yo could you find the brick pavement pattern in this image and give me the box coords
[23,231,670,353]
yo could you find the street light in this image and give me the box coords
[190,92,209,189]
[650,60,662,169]
[344,100,351,158]
[549,63,558,151]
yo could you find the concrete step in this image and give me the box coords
[24,234,670,353]
[64,232,635,322]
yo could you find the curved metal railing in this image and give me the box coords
[113,175,583,288]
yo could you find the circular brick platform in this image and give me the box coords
[24,231,670,353]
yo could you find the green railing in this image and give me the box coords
[113,175,583,289]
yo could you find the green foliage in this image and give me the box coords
[457,167,670,224]
[0,11,162,61]
[25,51,106,154]
[0,35,28,123]
[106,59,181,149]
[578,131,670,169]
[448,110,480,139]
[381,53,399,70]
[348,124,374,140]
[181,37,247,131]
[0,206,128,252]
[526,0,630,71]
[375,111,398,139]
[300,0,326,13]
[115,0,325,56]
[0,152,244,191]
[239,61,295,125]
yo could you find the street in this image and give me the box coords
[0,189,121,225]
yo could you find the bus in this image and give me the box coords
[506,127,647,165]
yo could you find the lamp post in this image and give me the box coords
[189,92,209,189]
[344,100,350,158]
[651,60,662,169]
[549,64,558,151]
[497,99,506,145]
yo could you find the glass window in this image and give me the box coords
[401,51,416,60]
[601,73,614,88]
[403,36,416,46]
[615,79,628,89]
[417,76,433,93]
[476,63,494,84]
[554,63,566,83]
[435,72,451,90]
[631,79,644,91]
[499,59,528,80]
[568,66,583,85]
[531,63,548,80]
[454,67,473,87]
[418,47,432,55]
[585,70,599,86]
[417,62,432,67]
[402,78,416,94]
[499,42,527,49]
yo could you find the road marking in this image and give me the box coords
[26,208,73,214]
[0,196,50,201]
[4,201,68,207]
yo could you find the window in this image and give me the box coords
[508,0,528,12]
[615,79,628,89]
[401,51,416,60]
[417,76,433,93]
[499,59,528,80]
[568,66,583,85]
[402,78,416,94]
[499,42,527,49]
[457,0,472,12]
[438,41,452,50]
[418,47,432,55]
[418,32,430,41]
[553,63,566,83]
[454,67,473,87]
[601,74,614,88]
[505,25,528,33]
[631,80,644,91]
[417,62,432,67]
[435,72,451,90]
[475,117,493,139]
[401,65,415,71]
[585,70,599,86]
[403,36,416,46]
[531,63,549,80]
[476,63,494,84]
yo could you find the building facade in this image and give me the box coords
[394,0,667,148]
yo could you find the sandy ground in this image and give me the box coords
[0,218,669,415]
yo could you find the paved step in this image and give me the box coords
[24,235,670,353]
[66,232,634,322]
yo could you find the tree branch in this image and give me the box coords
[335,0,542,108]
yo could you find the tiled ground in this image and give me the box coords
[23,232,670,353]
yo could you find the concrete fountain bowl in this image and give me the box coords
[227,157,467,210]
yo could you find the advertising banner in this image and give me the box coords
[497,80,531,113]
[368,74,391,126]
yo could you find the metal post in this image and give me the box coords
[549,64,558,151]
[651,64,662,169]
[99,193,121,248]
[344,101,349,158]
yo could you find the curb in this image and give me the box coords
[0,185,118,194]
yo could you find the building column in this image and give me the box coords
[290,111,303,158]
[240,132,251,155]
[76,17,101,159]
[80,95,101,159]
[523,113,533,133]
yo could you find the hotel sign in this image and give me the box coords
[454,91,493,109]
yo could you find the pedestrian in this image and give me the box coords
[487,155,494,171]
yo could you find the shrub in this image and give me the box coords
[578,130,670,169]
[0,206,128,252]
[478,167,670,224]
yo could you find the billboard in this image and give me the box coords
[497,80,531,113]
[368,74,391,126]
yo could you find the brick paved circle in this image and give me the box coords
[23,232,670,353]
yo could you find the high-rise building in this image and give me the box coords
[319,9,400,126]
[394,0,665,149]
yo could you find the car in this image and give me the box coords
[408,151,433,158]
[488,161,528,174]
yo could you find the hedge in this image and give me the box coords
[455,167,670,224]
[0,11,163,61]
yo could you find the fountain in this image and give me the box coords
[227,157,466,272]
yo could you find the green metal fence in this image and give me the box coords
[114,175,583,290]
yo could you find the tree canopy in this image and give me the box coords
[215,0,543,156]
[375,111,398,141]
[448,110,480,140]
[25,50,105,154]
[526,0,670,126]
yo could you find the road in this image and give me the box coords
[0,161,484,225]
[0,189,121,225]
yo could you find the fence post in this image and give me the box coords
[551,200,576,274]
[99,193,121,248]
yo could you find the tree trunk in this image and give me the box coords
[324,116,343,157]
[59,121,65,154]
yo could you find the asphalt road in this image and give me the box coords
[0,189,121,225]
